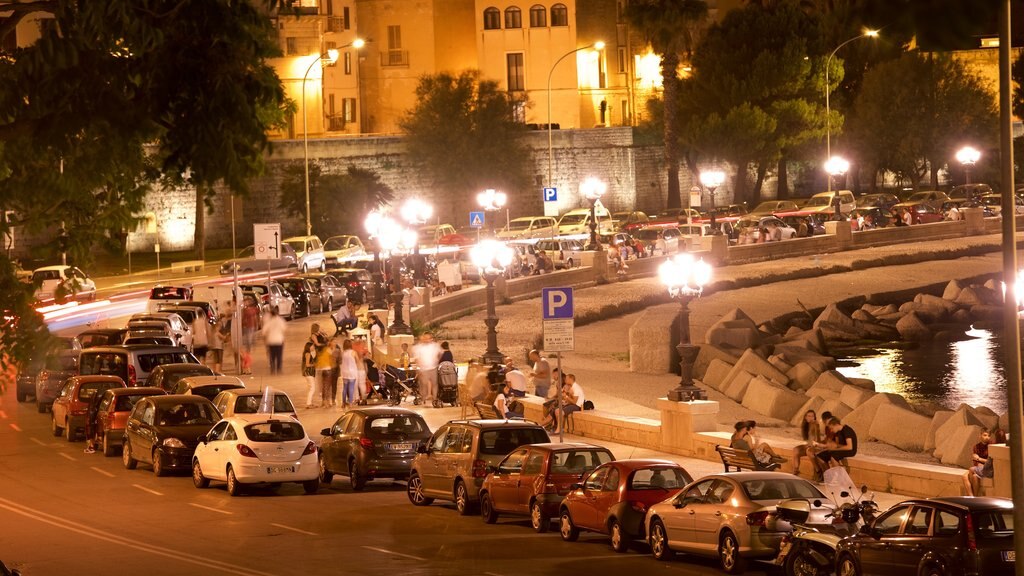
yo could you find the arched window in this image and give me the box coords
[484,7,501,30]
[505,6,522,29]
[551,3,568,26]
[530,5,546,27]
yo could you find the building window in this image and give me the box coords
[484,7,501,30]
[344,51,352,74]
[530,5,546,27]
[505,6,522,29]
[343,7,350,29]
[621,99,629,125]
[617,47,626,73]
[329,94,336,116]
[551,3,568,26]
[326,41,337,51]
[507,53,525,92]
[388,25,401,49]
[286,37,298,55]
[598,51,606,88]
[326,0,334,15]
[343,98,357,123]
[512,101,526,124]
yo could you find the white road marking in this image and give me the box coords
[362,546,427,562]
[270,523,318,536]
[90,466,115,478]
[58,452,75,461]
[189,503,232,515]
[132,483,163,496]
[0,409,8,418]
[9,423,21,432]
[30,438,45,446]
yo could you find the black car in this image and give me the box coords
[278,277,324,317]
[122,394,220,476]
[147,363,215,393]
[300,273,348,311]
[77,328,129,348]
[836,496,1014,576]
[326,268,373,305]
[318,407,432,491]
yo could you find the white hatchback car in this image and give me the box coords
[192,415,320,496]
[283,235,326,273]
[211,388,298,419]
[32,265,97,303]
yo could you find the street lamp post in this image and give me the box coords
[580,178,606,250]
[824,156,850,221]
[363,210,389,310]
[699,171,726,234]
[378,218,416,335]
[471,239,514,365]
[400,198,433,285]
[659,254,713,402]
[477,188,507,238]
[956,146,981,185]
[302,48,340,237]
[547,41,605,186]
[825,30,878,192]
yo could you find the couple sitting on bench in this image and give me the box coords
[730,420,787,471]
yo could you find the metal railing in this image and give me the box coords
[381,49,409,67]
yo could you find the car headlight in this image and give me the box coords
[162,438,186,448]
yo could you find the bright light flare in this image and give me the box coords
[699,170,725,189]
[471,239,514,274]
[824,156,850,176]
[401,198,433,225]
[659,254,712,298]
[477,189,507,211]
[580,177,607,200]
[956,146,981,166]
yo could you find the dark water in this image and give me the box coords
[836,327,1009,415]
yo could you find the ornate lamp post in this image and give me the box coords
[378,217,416,335]
[547,41,605,185]
[699,171,726,234]
[824,156,850,221]
[580,177,606,250]
[363,210,390,310]
[825,29,878,192]
[956,146,981,185]
[471,239,514,365]
[301,49,340,236]
[400,198,432,285]
[477,188,507,238]
[659,254,713,402]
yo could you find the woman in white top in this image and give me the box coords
[494,381,522,419]
[339,339,361,408]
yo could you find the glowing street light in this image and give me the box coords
[825,156,850,220]
[659,253,713,401]
[471,239,515,365]
[580,177,606,250]
[363,209,390,310]
[699,170,726,234]
[825,29,878,191]
[547,41,605,186]
[376,217,417,335]
[956,146,981,185]
[477,189,507,237]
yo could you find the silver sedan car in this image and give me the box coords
[644,472,833,573]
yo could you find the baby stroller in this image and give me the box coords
[382,363,420,406]
[434,361,459,408]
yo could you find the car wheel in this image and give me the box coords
[719,531,745,574]
[192,460,209,488]
[785,544,823,576]
[349,459,366,491]
[480,492,498,524]
[836,555,860,576]
[530,500,549,533]
[152,449,166,477]
[16,389,26,402]
[51,415,62,437]
[567,258,574,269]
[226,465,242,496]
[922,565,944,576]
[454,480,473,516]
[327,297,333,312]
[407,473,433,506]
[301,264,309,274]
[319,261,326,272]
[650,519,674,561]
[304,302,311,317]
[64,419,74,442]
[302,478,320,495]
[122,441,137,469]
[559,509,579,542]
[610,519,629,553]
[319,454,334,484]
[102,433,116,457]
[321,298,328,314]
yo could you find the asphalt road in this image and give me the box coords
[0,388,783,576]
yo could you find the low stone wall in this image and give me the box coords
[520,395,661,447]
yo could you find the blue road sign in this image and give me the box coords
[469,211,485,228]
[541,287,574,319]
[543,187,558,202]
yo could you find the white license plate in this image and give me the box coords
[267,466,294,474]
[388,443,413,451]
[1003,551,1015,562]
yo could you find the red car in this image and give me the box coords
[559,459,693,552]
[479,443,615,532]
[94,386,166,456]
[51,375,126,442]
[893,203,945,224]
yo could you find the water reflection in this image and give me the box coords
[837,327,1008,414]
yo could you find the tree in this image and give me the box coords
[279,164,394,239]
[399,70,531,210]
[626,0,709,210]
[849,52,998,190]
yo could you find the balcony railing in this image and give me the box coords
[327,115,347,131]
[326,17,347,33]
[381,49,409,67]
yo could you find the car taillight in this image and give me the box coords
[472,459,488,478]
[966,513,977,551]
[747,511,770,526]
[303,441,317,456]
[629,501,647,514]
[348,281,359,288]
[38,369,49,382]
[359,437,374,449]
[236,444,258,458]
[127,364,137,387]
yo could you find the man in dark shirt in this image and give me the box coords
[815,417,857,468]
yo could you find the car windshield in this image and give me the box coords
[559,214,587,225]
[279,279,303,292]
[236,247,255,258]
[909,192,937,202]
[164,367,214,388]
[245,420,306,442]
[32,270,61,282]
[45,353,78,371]
[78,383,108,400]
[635,230,660,240]
[506,220,533,231]
[366,415,429,437]
[115,393,155,412]
[751,202,780,213]
[149,287,190,300]
[628,466,692,490]
[479,428,550,455]
[805,196,832,207]
[285,240,306,253]
[550,450,613,474]
[980,196,1001,206]
[233,394,295,414]
[741,478,825,502]
[156,401,218,426]
[138,352,198,372]
[192,384,243,400]
[324,238,348,251]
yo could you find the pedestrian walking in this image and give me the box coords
[190,314,208,364]
[262,305,286,375]
[301,331,318,409]
[412,332,442,406]
[339,339,360,408]
[207,315,227,373]
[314,325,334,407]
[240,295,260,374]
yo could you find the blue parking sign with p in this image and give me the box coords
[542,287,574,319]
[543,187,558,202]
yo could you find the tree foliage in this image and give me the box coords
[399,70,531,210]
[279,164,394,239]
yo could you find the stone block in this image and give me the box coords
[843,393,911,441]
[807,370,852,399]
[820,399,852,421]
[773,346,836,372]
[954,286,983,307]
[785,326,804,338]
[768,354,794,375]
[628,309,676,374]
[970,304,1002,322]
[785,328,827,355]
[868,403,932,451]
[896,312,932,341]
[932,406,985,460]
[839,385,874,409]
[898,301,943,323]
[702,358,735,392]
[722,308,755,323]
[968,405,999,431]
[693,344,742,381]
[924,410,954,452]
[851,309,876,322]
[951,309,973,324]
[785,362,820,391]
[741,376,807,422]
[942,279,964,301]
[1000,412,1009,431]
[936,424,986,468]
[706,318,762,350]
[721,369,754,402]
[975,285,1002,305]
[732,348,790,387]
[813,304,856,331]
[847,378,875,391]
[852,320,900,341]
[791,397,826,426]
[915,293,959,316]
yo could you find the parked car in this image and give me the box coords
[734,216,798,241]
[240,281,295,320]
[76,328,128,348]
[479,443,615,532]
[146,363,215,393]
[407,419,550,515]
[158,300,217,325]
[51,375,126,442]
[122,394,221,476]
[835,496,1014,576]
[704,204,750,218]
[633,226,683,255]
[857,193,901,211]
[900,190,952,212]
[32,351,80,412]
[93,386,166,456]
[16,336,80,404]
[323,235,366,268]
[557,207,613,236]
[558,459,693,552]
[801,191,857,215]
[192,415,320,495]
[219,243,298,275]
[212,388,297,419]
[534,238,585,269]
[146,285,194,313]
[173,375,246,401]
[612,211,651,233]
[749,200,800,217]
[299,273,348,311]
[949,183,993,205]
[32,265,97,303]
[278,277,324,317]
[645,472,831,571]
[326,268,373,305]
[977,193,1024,216]
[497,216,558,241]
[849,207,897,229]
[122,334,176,347]
[78,345,201,387]
[893,203,945,224]
[283,235,327,273]
[319,407,432,491]
[128,312,192,350]
[652,208,703,224]
[417,224,457,248]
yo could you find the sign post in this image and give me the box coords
[254,223,281,285]
[542,287,574,441]
[543,187,559,217]
[469,211,485,229]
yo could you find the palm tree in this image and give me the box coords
[626,0,709,210]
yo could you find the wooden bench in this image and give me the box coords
[716,444,779,472]
[475,402,503,420]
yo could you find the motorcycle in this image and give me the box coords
[774,485,879,576]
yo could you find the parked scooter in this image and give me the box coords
[774,485,879,576]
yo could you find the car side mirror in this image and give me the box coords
[197,434,208,444]
[569,483,583,491]
[320,427,331,437]
[485,464,497,474]
[673,498,685,509]
[417,444,429,454]
[859,524,878,538]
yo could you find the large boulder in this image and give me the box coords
[702,358,735,392]
[942,279,964,301]
[974,284,1003,306]
[915,293,959,317]
[954,286,984,307]
[842,393,911,441]
[868,403,931,451]
[693,344,742,381]
[968,405,1000,431]
[932,406,986,460]
[741,376,807,422]
[936,424,986,468]
[772,346,836,372]
[721,369,755,402]
[896,312,932,341]
[852,320,900,341]
[839,385,874,409]
[813,304,856,332]
[706,309,762,351]
[820,399,853,421]
[768,354,794,375]
[806,370,852,400]
[731,349,790,387]
[898,301,944,323]
[847,378,875,391]
[924,410,955,452]
[791,397,826,426]
[851,309,876,323]
[864,303,899,316]
[784,328,828,355]
[951,309,973,324]
[785,362,821,391]
[969,304,1002,322]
